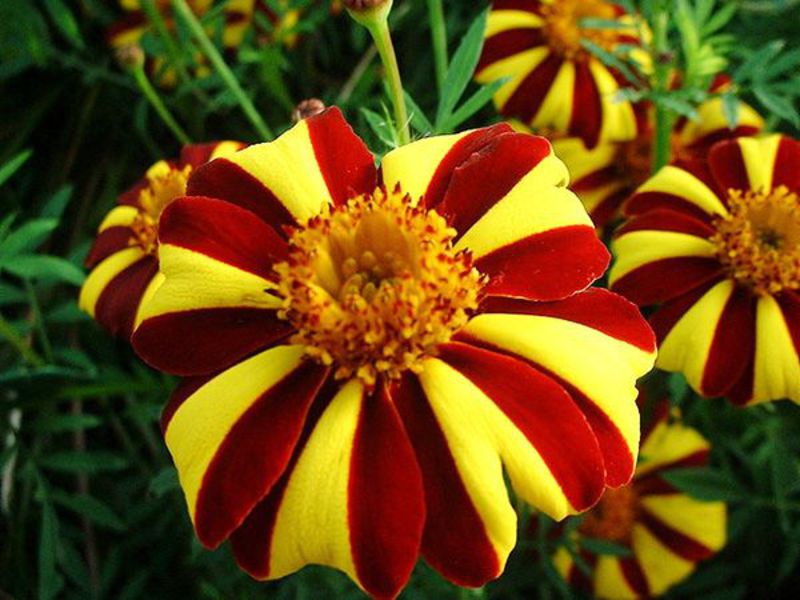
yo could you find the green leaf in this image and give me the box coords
[404,91,434,136]
[32,414,103,433]
[150,466,180,497]
[43,0,85,49]
[50,490,125,531]
[700,2,737,36]
[38,501,64,600]
[38,451,128,474]
[662,467,745,502]
[581,39,641,86]
[735,40,785,83]
[0,281,26,306]
[580,537,633,557]
[752,87,800,127]
[443,78,507,132]
[0,254,85,285]
[39,185,73,219]
[435,9,488,129]
[361,107,397,149]
[0,149,32,187]
[721,91,741,129]
[0,218,58,258]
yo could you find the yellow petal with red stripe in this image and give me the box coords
[636,419,710,477]
[630,523,699,596]
[133,271,165,332]
[656,280,735,393]
[609,231,718,284]
[639,495,726,553]
[484,10,543,38]
[753,296,800,403]
[454,155,585,259]
[531,60,576,133]
[635,165,728,216]
[79,247,146,317]
[164,345,307,526]
[552,137,617,184]
[738,134,781,192]
[98,205,138,232]
[475,47,552,110]
[594,556,638,600]
[677,97,765,149]
[268,379,364,584]
[590,60,637,143]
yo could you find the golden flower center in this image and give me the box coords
[578,485,638,544]
[541,0,620,60]
[274,187,484,386]
[711,186,800,296]
[130,165,191,255]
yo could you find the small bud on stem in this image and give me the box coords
[292,99,327,123]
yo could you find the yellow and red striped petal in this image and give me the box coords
[461,288,656,488]
[676,96,764,155]
[162,345,329,549]
[752,294,800,404]
[230,380,425,600]
[79,248,157,338]
[186,108,376,231]
[132,197,291,376]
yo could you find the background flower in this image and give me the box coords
[476,0,647,148]
[131,107,655,598]
[610,135,800,405]
[79,141,244,338]
[553,403,727,598]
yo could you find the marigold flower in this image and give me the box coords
[79,141,245,338]
[131,107,655,598]
[610,135,800,405]
[552,77,764,229]
[109,1,255,51]
[477,0,647,148]
[553,406,726,598]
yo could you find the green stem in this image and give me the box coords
[23,280,53,364]
[651,3,674,173]
[336,45,378,107]
[132,64,191,145]
[140,0,194,86]
[427,0,448,95]
[171,0,274,141]
[365,17,411,145]
[0,314,44,368]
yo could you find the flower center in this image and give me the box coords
[130,164,191,255]
[711,186,800,296]
[578,485,638,544]
[274,186,484,386]
[541,0,620,60]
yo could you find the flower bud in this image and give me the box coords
[343,0,392,27]
[114,44,145,71]
[292,98,327,123]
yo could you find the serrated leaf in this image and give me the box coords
[581,39,641,86]
[753,87,800,127]
[435,9,488,129]
[662,467,745,501]
[38,451,128,474]
[0,218,58,258]
[735,40,785,83]
[0,149,32,187]
[0,254,85,285]
[700,2,737,36]
[50,490,125,531]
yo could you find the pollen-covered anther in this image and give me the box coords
[712,185,800,296]
[541,0,621,61]
[578,485,638,544]
[274,186,485,386]
[129,164,191,255]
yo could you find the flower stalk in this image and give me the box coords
[130,61,191,145]
[170,0,274,141]
[652,2,675,173]
[346,0,411,145]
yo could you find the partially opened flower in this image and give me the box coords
[132,107,655,598]
[108,0,255,76]
[476,0,647,148]
[610,135,800,405]
[553,78,764,229]
[553,406,726,598]
[79,141,245,338]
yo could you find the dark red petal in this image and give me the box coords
[348,384,425,599]
[133,308,293,377]
[477,28,546,73]
[477,225,610,302]
[194,362,329,549]
[709,139,749,193]
[85,227,133,268]
[94,255,158,338]
[159,196,288,280]
[569,61,603,149]
[500,53,563,124]
[773,137,800,192]
[392,374,500,587]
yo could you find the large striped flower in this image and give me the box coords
[610,135,800,405]
[79,141,244,338]
[553,407,726,598]
[477,0,646,149]
[132,108,655,598]
[108,0,255,56]
[553,81,764,229]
